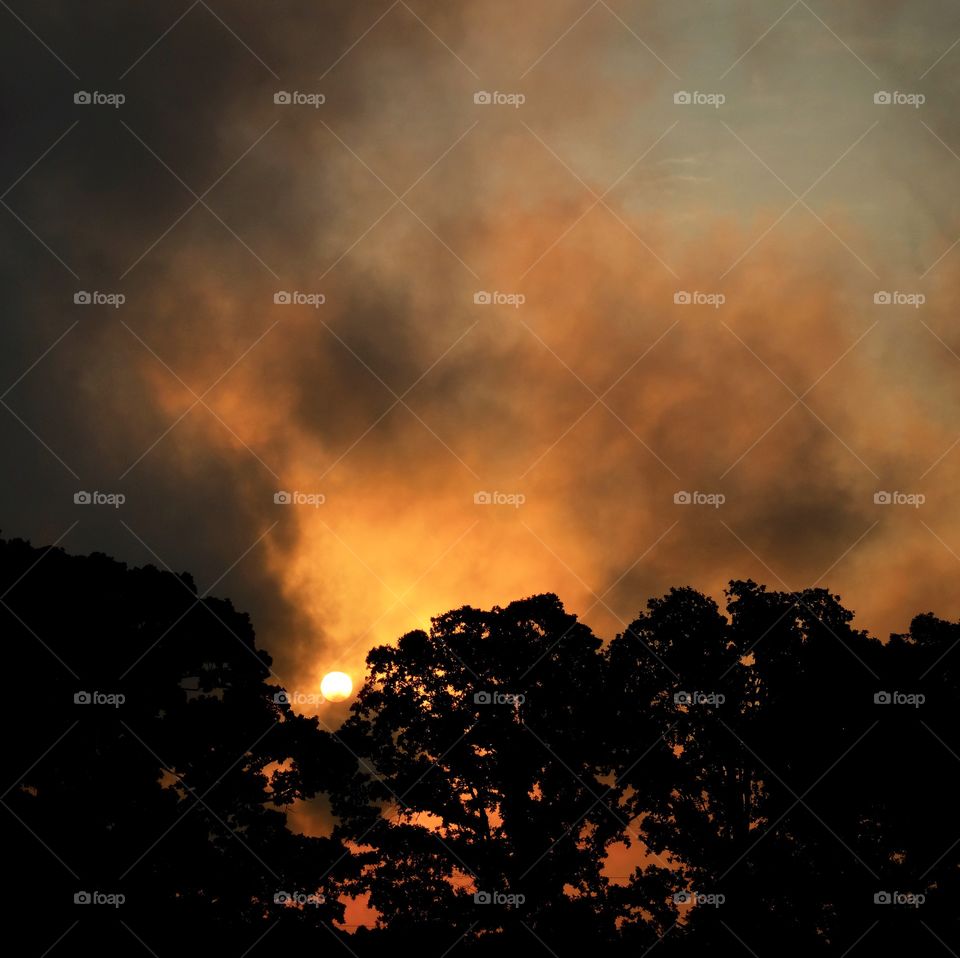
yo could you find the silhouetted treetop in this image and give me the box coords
[2,533,957,956]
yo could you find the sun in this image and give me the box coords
[320,671,353,703]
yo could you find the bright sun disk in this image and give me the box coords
[320,671,353,703]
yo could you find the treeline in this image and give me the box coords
[0,534,956,955]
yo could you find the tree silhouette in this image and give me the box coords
[0,534,356,953]
[329,594,634,953]
[3,531,959,956]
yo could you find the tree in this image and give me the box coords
[0,534,356,952]
[5,529,959,956]
[329,594,639,952]
[608,581,888,954]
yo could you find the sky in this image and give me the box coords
[3,0,960,720]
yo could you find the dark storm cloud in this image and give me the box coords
[4,0,960,705]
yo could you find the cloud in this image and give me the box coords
[3,0,960,707]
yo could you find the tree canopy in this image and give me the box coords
[1,533,956,956]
